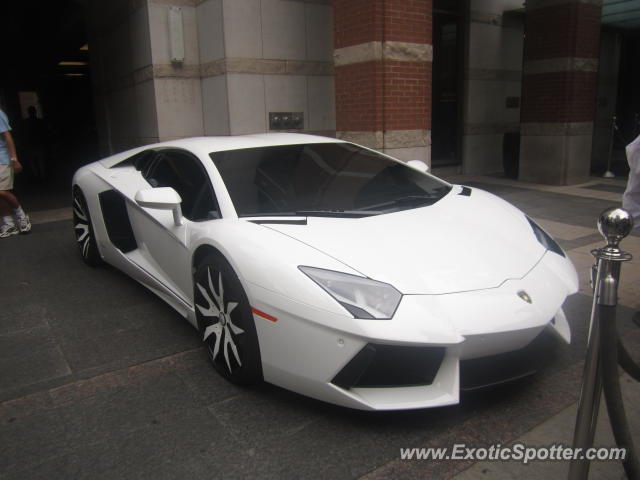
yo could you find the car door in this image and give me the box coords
[127,148,220,305]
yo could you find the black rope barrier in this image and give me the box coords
[601,305,640,479]
[618,337,640,383]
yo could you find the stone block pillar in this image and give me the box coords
[519,0,602,185]
[333,0,433,163]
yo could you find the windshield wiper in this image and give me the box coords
[359,194,440,212]
[295,209,383,218]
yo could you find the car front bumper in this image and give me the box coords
[247,253,575,411]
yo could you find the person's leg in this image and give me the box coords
[0,190,31,233]
[0,196,10,217]
[0,197,18,237]
[0,165,30,234]
[0,189,20,209]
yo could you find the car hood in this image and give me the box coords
[263,187,547,294]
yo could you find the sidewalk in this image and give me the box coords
[439,173,639,480]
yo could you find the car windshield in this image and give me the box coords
[210,142,451,217]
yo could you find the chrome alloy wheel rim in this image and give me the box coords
[73,192,91,258]
[196,268,245,373]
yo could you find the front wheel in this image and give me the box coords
[194,253,262,385]
[72,187,103,267]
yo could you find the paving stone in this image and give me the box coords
[3,403,241,480]
[0,325,55,360]
[174,361,245,405]
[0,346,71,400]
[580,183,627,194]
[0,302,50,336]
[2,374,205,476]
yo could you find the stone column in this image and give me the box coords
[519,0,602,185]
[333,0,433,163]
[86,0,204,154]
[197,0,335,137]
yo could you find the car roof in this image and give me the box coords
[99,133,347,168]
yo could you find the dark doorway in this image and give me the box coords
[0,0,98,209]
[593,33,640,177]
[431,0,463,167]
[615,35,640,153]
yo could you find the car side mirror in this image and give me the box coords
[135,187,183,226]
[407,159,429,172]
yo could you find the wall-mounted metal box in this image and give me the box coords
[269,112,304,130]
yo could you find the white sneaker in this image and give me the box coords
[0,223,19,238]
[17,215,31,233]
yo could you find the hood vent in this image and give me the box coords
[250,218,307,225]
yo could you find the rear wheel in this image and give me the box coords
[194,253,262,384]
[72,187,103,266]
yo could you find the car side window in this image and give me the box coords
[144,150,220,221]
[130,150,157,176]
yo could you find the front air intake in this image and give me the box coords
[332,344,445,389]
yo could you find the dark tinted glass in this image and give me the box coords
[210,143,451,217]
[146,150,218,221]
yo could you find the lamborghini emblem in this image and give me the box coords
[517,290,532,304]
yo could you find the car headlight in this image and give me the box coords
[527,217,565,257]
[299,266,402,319]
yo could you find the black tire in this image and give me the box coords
[194,252,262,385]
[72,187,103,267]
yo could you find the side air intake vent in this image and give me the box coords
[99,191,137,253]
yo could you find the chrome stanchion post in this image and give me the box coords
[569,208,634,480]
[569,259,604,480]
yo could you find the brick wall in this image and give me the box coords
[519,0,603,185]
[334,0,432,138]
[335,0,431,48]
[521,72,597,123]
[521,0,601,125]
[335,0,383,48]
[382,0,432,44]
[383,61,431,130]
[336,62,384,131]
[524,2,601,60]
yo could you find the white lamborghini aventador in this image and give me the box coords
[72,133,578,410]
